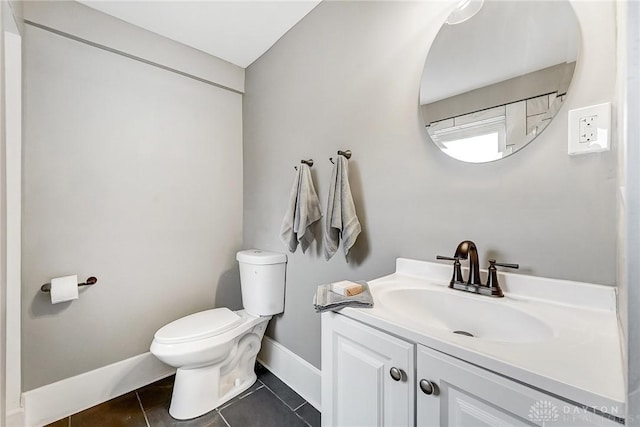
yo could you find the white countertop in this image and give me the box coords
[339,258,625,415]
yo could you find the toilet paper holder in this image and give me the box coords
[40,276,98,293]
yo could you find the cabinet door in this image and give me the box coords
[322,312,415,427]
[416,345,621,427]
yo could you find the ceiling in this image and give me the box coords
[79,1,322,68]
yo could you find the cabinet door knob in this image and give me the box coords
[419,379,437,395]
[389,367,405,381]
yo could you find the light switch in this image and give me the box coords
[568,103,611,155]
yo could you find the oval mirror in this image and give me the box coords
[420,0,580,163]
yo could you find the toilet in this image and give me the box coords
[150,249,287,420]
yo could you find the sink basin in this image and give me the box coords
[376,287,555,343]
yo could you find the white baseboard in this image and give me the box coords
[22,352,175,427]
[6,408,25,427]
[20,340,319,426]
[258,336,321,411]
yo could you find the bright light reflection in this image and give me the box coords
[446,0,484,25]
[442,132,502,163]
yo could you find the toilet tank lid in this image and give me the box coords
[154,308,243,344]
[237,249,287,265]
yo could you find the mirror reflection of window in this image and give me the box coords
[429,116,506,163]
[420,0,580,163]
[443,133,502,163]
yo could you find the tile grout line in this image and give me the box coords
[56,373,315,427]
[258,374,309,413]
[258,374,316,426]
[217,409,232,427]
[238,384,265,400]
[259,381,302,412]
[217,383,265,411]
[294,411,313,427]
[294,402,319,427]
[236,376,314,427]
[135,391,151,427]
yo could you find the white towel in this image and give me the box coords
[313,281,373,312]
[324,156,361,260]
[280,164,322,253]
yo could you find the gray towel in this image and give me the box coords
[324,156,361,260]
[313,282,373,312]
[280,164,322,253]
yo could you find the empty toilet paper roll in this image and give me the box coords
[50,275,79,304]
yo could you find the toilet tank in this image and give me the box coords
[236,249,287,316]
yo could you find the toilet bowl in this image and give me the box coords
[150,309,270,419]
[150,249,287,420]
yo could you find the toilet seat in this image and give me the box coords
[150,309,270,374]
[154,308,243,345]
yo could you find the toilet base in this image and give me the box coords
[168,320,268,420]
[169,366,258,420]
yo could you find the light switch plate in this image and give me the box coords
[568,102,611,155]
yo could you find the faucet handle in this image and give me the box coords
[489,259,519,270]
[486,259,519,297]
[436,255,464,286]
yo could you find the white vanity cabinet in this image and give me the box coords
[416,345,620,427]
[322,312,622,427]
[321,311,415,427]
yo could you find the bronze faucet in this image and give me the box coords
[437,240,518,298]
[454,240,482,286]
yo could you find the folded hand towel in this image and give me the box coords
[280,164,322,253]
[313,281,373,313]
[324,156,361,260]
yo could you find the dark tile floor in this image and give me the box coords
[46,364,320,427]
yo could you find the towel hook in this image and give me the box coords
[329,150,352,164]
[294,159,314,170]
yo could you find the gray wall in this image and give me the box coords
[243,1,618,369]
[23,1,244,94]
[22,12,244,389]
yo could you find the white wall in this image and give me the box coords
[1,0,22,424]
[4,20,20,426]
[243,1,618,369]
[621,1,640,423]
[0,3,7,422]
[22,4,244,391]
